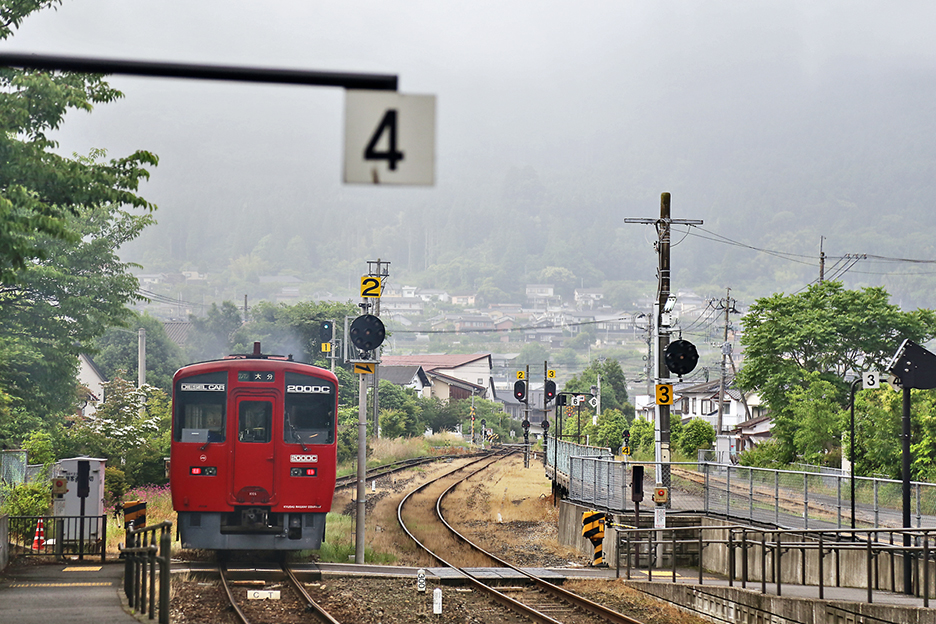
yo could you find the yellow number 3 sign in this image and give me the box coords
[655,384,673,405]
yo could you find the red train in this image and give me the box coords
[170,342,337,550]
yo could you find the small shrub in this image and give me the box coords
[0,481,51,516]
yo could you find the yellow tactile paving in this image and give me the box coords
[63,566,102,572]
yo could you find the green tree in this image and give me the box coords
[628,417,655,456]
[563,358,634,416]
[0,3,157,440]
[737,282,936,461]
[93,313,184,393]
[678,418,716,458]
[379,408,419,438]
[22,430,55,466]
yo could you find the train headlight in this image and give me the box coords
[290,467,318,477]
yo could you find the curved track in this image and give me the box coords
[398,451,645,624]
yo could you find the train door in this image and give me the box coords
[231,394,276,505]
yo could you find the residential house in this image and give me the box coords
[450,293,476,306]
[380,296,425,316]
[379,365,432,398]
[77,354,107,419]
[674,375,760,434]
[379,354,494,400]
[574,288,605,309]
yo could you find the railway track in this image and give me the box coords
[217,560,341,624]
[398,451,645,624]
[334,452,488,489]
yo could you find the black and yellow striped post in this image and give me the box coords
[123,500,147,531]
[582,510,605,566]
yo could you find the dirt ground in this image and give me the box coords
[167,453,709,623]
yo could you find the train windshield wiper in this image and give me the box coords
[285,415,309,452]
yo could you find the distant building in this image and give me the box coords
[380,365,432,398]
[380,354,493,400]
[77,354,107,419]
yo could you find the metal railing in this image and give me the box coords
[615,524,936,605]
[121,521,172,624]
[567,458,936,529]
[546,438,612,477]
[7,515,107,561]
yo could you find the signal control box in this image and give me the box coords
[652,486,669,504]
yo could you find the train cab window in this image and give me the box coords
[238,401,272,443]
[284,374,335,445]
[174,372,227,443]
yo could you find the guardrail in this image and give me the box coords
[7,514,107,561]
[546,437,612,477]
[614,524,936,605]
[121,521,172,624]
[567,458,936,529]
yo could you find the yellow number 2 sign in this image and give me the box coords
[655,384,674,405]
[360,276,383,298]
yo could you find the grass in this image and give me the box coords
[105,483,178,555]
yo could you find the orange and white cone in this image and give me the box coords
[32,518,45,551]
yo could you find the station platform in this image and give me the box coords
[0,559,137,624]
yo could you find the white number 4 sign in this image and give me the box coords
[344,91,436,185]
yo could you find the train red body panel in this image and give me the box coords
[170,345,337,550]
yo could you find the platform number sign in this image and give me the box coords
[863,371,881,390]
[655,383,674,405]
[360,276,383,298]
[516,371,525,380]
[547,369,556,379]
[344,91,436,186]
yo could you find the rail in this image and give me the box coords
[614,524,936,604]
[121,520,172,624]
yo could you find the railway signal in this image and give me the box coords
[513,379,527,403]
[349,314,385,351]
[664,339,699,376]
[544,379,556,402]
[319,320,333,342]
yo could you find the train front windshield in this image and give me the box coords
[284,372,335,445]
[174,372,227,443]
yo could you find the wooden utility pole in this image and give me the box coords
[625,193,702,498]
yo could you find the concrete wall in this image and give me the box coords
[630,581,936,624]
[0,514,8,572]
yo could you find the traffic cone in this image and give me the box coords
[32,518,45,551]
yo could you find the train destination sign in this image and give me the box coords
[344,91,436,185]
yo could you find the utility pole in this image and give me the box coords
[625,193,703,501]
[819,236,826,284]
[714,288,738,436]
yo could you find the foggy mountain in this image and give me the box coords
[4,1,936,310]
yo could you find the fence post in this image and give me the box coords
[775,470,780,526]
[124,530,135,600]
[698,528,704,585]
[741,530,748,589]
[837,476,842,530]
[761,532,767,594]
[776,531,782,596]
[867,534,874,603]
[160,528,172,624]
[803,474,809,529]
[728,530,734,587]
[924,533,930,609]
[727,466,731,518]
[819,532,825,599]
[100,515,107,563]
[874,480,880,528]
[749,469,754,522]
[703,462,709,515]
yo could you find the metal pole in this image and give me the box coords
[355,372,367,564]
[0,52,399,90]
[850,378,860,530]
[138,328,146,387]
[903,386,913,594]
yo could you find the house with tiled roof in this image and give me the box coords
[380,354,493,400]
[77,354,107,419]
[380,365,432,398]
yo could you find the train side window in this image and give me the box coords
[175,397,225,442]
[238,401,272,443]
[284,395,335,445]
